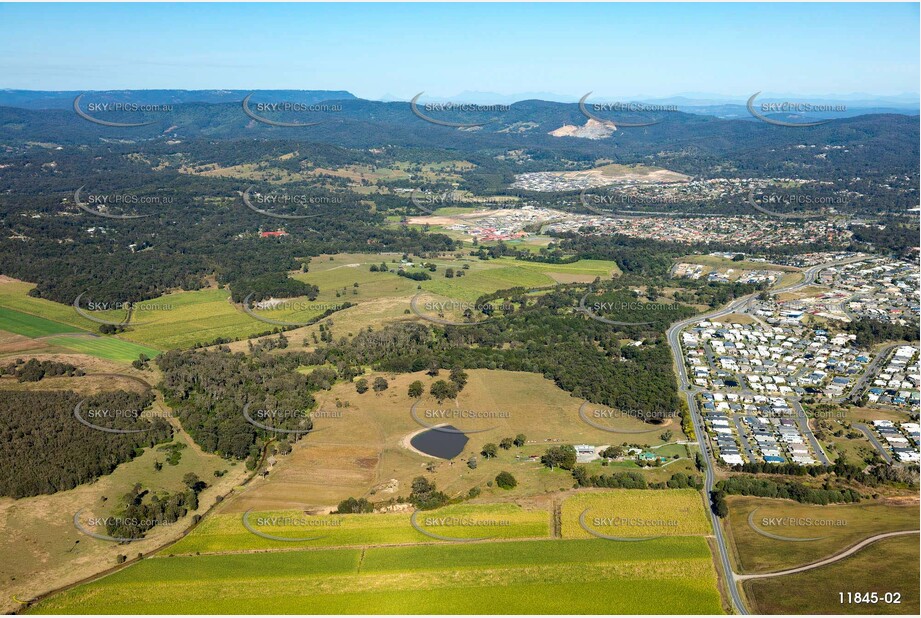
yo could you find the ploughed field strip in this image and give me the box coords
[32,538,724,614]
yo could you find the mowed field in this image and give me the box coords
[167,502,550,554]
[743,535,919,615]
[223,368,692,514]
[0,306,82,338]
[725,496,920,574]
[32,537,724,614]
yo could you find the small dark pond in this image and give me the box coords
[410,425,469,459]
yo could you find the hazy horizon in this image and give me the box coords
[0,3,917,99]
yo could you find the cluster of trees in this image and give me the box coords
[851,221,920,258]
[541,445,576,470]
[355,376,389,394]
[495,471,517,489]
[229,272,319,304]
[571,467,702,490]
[105,473,206,540]
[844,319,919,346]
[397,269,431,281]
[334,497,374,514]
[0,390,169,498]
[157,349,328,468]
[711,475,861,516]
[428,367,468,402]
[0,358,83,382]
[407,476,448,510]
[573,468,647,488]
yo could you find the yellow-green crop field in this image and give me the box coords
[167,503,550,554]
[115,288,291,350]
[0,284,162,363]
[561,489,712,539]
[32,538,724,614]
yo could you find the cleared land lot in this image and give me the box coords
[726,496,920,574]
[743,535,919,615]
[32,538,724,614]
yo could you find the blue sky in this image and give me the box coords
[0,2,917,100]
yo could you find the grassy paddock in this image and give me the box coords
[726,496,920,574]
[743,535,919,615]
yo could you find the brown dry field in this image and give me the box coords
[0,353,152,393]
[0,331,48,356]
[220,368,688,515]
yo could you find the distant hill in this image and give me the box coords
[0,96,917,184]
[0,89,357,110]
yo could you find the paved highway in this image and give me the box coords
[665,256,871,614]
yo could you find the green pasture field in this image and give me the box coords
[561,489,711,539]
[116,288,287,350]
[33,537,723,614]
[167,503,550,554]
[0,282,96,329]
